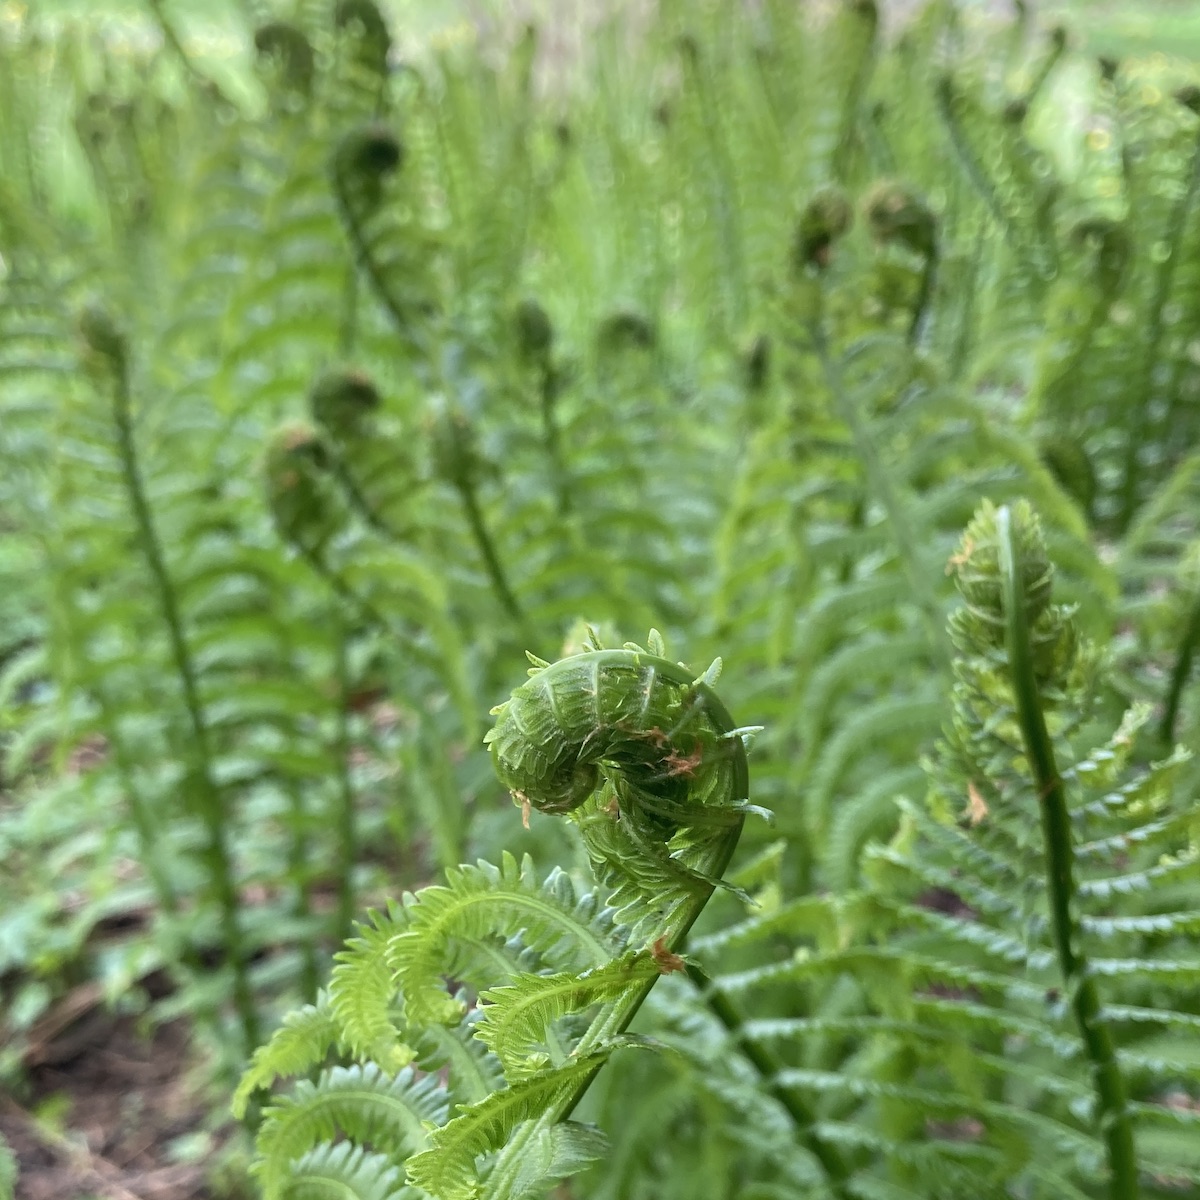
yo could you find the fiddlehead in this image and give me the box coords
[240,631,761,1199]
[485,628,761,936]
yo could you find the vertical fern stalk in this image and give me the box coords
[996,505,1138,1200]
[84,307,260,1054]
[334,626,359,947]
[1159,584,1200,747]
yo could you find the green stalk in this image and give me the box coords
[283,770,318,1000]
[105,338,259,1055]
[538,361,571,517]
[831,1,879,186]
[908,243,938,346]
[454,478,526,630]
[935,75,1040,284]
[997,506,1138,1200]
[520,653,748,1119]
[1160,586,1200,747]
[679,39,747,327]
[334,628,359,946]
[332,178,430,368]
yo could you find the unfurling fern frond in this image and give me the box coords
[241,631,757,1199]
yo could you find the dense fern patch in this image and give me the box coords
[2,1,1200,1198]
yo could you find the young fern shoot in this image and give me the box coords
[237,630,760,1200]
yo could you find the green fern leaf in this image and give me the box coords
[280,1142,415,1200]
[387,854,616,1027]
[234,992,345,1119]
[475,953,660,1080]
[254,1064,447,1200]
[330,902,416,1068]
[404,1052,610,1200]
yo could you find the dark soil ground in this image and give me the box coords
[1,997,223,1200]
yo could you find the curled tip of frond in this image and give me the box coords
[266,420,328,468]
[309,368,381,437]
[950,500,1054,639]
[1176,84,1200,116]
[335,124,404,183]
[514,298,554,360]
[794,185,853,272]
[253,20,315,93]
[264,422,332,541]
[77,301,126,363]
[863,179,936,258]
[265,421,328,491]
[596,308,657,355]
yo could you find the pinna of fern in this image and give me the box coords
[237,630,764,1199]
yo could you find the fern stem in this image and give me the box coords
[1117,127,1200,534]
[454,478,526,629]
[997,506,1139,1200]
[908,243,938,346]
[1160,585,1200,747]
[687,964,852,1195]
[679,38,747,328]
[332,178,429,367]
[810,324,952,673]
[105,339,260,1055]
[334,627,359,947]
[538,361,571,517]
[948,216,983,381]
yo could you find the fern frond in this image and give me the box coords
[387,855,617,1027]
[329,901,415,1069]
[281,1142,414,1200]
[255,1064,447,1200]
[476,953,660,1080]
[234,992,346,1119]
[404,1053,611,1200]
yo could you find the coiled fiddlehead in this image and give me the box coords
[487,629,762,936]
[240,631,763,1199]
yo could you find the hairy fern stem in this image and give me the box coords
[997,505,1138,1200]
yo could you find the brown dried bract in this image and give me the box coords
[650,936,687,975]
